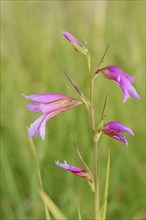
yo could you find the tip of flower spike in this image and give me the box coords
[62,31,88,56]
[62,31,78,44]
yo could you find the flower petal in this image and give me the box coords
[22,93,71,103]
[23,93,82,140]
[55,160,83,172]
[40,99,81,114]
[101,121,134,145]
[28,111,61,140]
[27,99,81,140]
[28,114,48,139]
[55,161,89,178]
[25,103,42,112]
[104,121,134,136]
[124,73,135,83]
[97,66,140,102]
[119,76,140,103]
[112,133,128,145]
[39,111,61,140]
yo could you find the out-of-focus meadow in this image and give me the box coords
[1,1,145,219]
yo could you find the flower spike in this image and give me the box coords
[62,31,88,56]
[101,121,134,146]
[55,161,90,178]
[22,93,82,140]
[96,66,140,103]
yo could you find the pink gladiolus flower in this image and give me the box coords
[101,121,134,146]
[55,160,89,178]
[62,31,88,56]
[96,66,140,103]
[22,93,82,140]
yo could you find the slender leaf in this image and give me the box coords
[64,70,82,96]
[38,189,67,220]
[100,93,108,121]
[78,205,82,220]
[95,45,110,72]
[64,70,90,110]
[71,135,94,191]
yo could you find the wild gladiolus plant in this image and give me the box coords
[22,31,140,220]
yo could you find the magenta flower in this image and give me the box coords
[22,93,82,140]
[55,160,89,178]
[62,31,88,56]
[96,66,140,103]
[101,121,134,146]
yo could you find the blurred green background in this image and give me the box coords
[1,1,145,219]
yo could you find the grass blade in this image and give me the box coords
[78,205,82,220]
[71,135,94,191]
[38,189,67,220]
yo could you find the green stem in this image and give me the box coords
[87,54,99,219]
[90,78,95,134]
[87,54,95,133]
